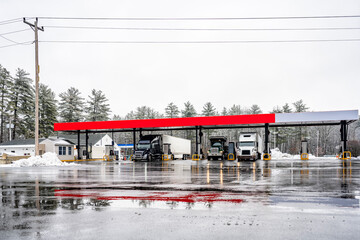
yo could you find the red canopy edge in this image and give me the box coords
[54,114,275,131]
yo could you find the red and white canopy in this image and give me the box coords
[54,110,358,132]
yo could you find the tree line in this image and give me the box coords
[0,65,111,142]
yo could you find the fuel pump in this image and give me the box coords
[228,142,236,160]
[104,145,115,161]
[300,140,309,160]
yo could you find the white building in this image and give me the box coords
[56,133,120,159]
[41,138,75,161]
[0,138,75,160]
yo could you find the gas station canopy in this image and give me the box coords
[54,110,358,132]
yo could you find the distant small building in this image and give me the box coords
[0,138,75,160]
[41,138,75,161]
[55,133,119,159]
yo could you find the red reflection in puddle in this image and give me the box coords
[54,190,243,204]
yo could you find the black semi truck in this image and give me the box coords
[132,134,191,161]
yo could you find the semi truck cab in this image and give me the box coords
[237,133,262,160]
[208,136,228,160]
[133,135,164,161]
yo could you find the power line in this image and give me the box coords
[39,39,360,44]
[0,35,21,44]
[0,18,22,23]
[0,29,30,36]
[0,41,33,49]
[0,18,23,26]
[35,15,360,20]
[44,25,360,31]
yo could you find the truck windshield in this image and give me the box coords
[239,141,255,147]
[137,140,151,150]
[211,142,223,148]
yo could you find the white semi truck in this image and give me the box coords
[133,134,191,161]
[237,132,263,160]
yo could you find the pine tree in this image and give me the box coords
[202,102,216,147]
[0,65,11,142]
[39,84,57,138]
[272,106,283,113]
[293,99,309,112]
[228,104,242,115]
[165,102,180,118]
[8,68,35,139]
[181,101,197,118]
[282,103,292,113]
[249,104,262,114]
[112,114,122,120]
[202,102,216,116]
[134,106,161,119]
[86,89,111,121]
[59,87,85,122]
[125,110,136,120]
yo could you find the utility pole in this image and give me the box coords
[23,18,44,156]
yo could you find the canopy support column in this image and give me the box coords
[85,130,89,159]
[77,130,80,160]
[263,123,271,160]
[340,120,348,152]
[199,126,203,156]
[195,126,199,154]
[264,123,269,153]
[133,128,136,153]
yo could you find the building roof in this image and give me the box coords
[54,133,108,146]
[0,138,45,146]
[44,138,75,145]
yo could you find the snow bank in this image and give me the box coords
[11,152,73,167]
[270,148,317,159]
[270,148,293,159]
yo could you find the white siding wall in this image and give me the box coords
[41,139,56,153]
[92,146,105,159]
[0,145,35,156]
[56,145,74,161]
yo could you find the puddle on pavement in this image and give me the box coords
[0,158,359,213]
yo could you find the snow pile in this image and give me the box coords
[11,152,70,167]
[270,148,293,159]
[2,152,19,156]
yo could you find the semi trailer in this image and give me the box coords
[132,134,191,161]
[237,132,263,160]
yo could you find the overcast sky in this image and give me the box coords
[1,0,359,117]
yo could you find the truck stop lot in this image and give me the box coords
[1,158,359,239]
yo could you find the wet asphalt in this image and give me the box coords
[0,158,359,240]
